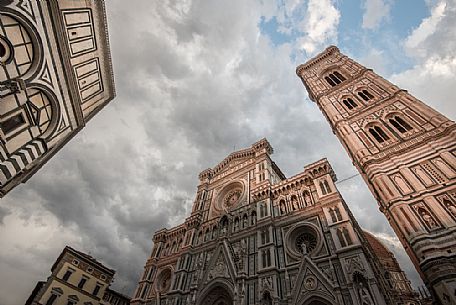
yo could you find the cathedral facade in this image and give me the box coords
[0,0,115,197]
[296,46,456,304]
[132,139,415,305]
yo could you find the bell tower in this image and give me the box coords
[296,46,456,304]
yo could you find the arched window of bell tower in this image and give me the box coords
[368,126,390,143]
[358,89,374,101]
[389,115,413,133]
[325,71,346,87]
[342,97,358,110]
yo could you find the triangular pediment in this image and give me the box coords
[291,256,339,305]
[199,139,274,182]
[211,151,256,178]
[201,241,237,285]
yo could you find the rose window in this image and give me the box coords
[156,268,172,293]
[224,190,241,208]
[285,223,321,258]
[295,232,317,254]
[212,181,245,214]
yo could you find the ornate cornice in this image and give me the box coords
[296,45,340,76]
[198,138,273,182]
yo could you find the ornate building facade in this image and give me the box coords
[0,0,115,197]
[296,46,456,304]
[26,246,130,305]
[131,139,415,305]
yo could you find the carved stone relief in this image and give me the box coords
[411,202,440,231]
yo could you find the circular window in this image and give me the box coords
[224,189,242,208]
[213,181,245,214]
[295,232,318,254]
[156,268,172,293]
[0,14,35,76]
[285,223,321,258]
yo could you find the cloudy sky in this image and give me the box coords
[1,0,456,304]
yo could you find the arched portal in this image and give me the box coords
[198,283,233,305]
[302,296,333,305]
[309,301,330,305]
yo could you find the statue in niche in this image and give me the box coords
[418,207,437,229]
[261,276,273,291]
[300,242,308,256]
[443,198,456,217]
[303,191,312,206]
[358,282,375,305]
[291,196,299,210]
[280,201,286,214]
[196,256,204,280]
[239,239,247,266]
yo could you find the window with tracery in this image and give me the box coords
[212,226,218,239]
[358,89,374,101]
[368,126,390,143]
[329,207,342,223]
[261,249,271,268]
[320,179,331,195]
[342,97,358,110]
[251,211,257,225]
[335,207,342,221]
[295,232,318,253]
[337,227,353,247]
[389,116,413,133]
[242,214,248,228]
[259,202,267,217]
[261,229,270,244]
[234,217,239,232]
[325,71,346,87]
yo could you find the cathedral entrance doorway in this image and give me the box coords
[198,285,234,305]
[308,301,329,305]
[302,296,333,305]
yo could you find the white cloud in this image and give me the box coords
[298,0,340,54]
[362,0,392,30]
[391,0,456,119]
[405,1,446,57]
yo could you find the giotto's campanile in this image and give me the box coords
[297,46,456,304]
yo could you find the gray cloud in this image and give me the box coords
[2,1,455,304]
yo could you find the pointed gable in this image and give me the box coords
[291,256,339,305]
[202,241,238,285]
